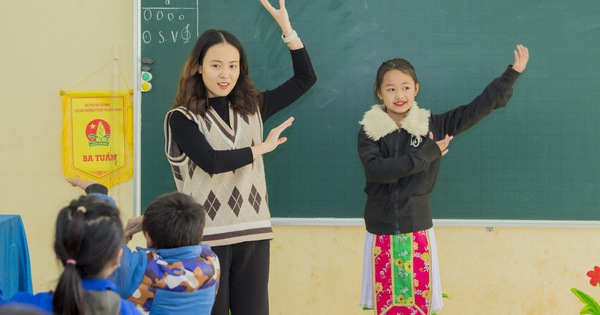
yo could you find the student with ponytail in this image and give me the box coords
[0,188,139,315]
[70,178,220,315]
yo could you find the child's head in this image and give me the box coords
[374,58,420,119]
[53,195,124,315]
[142,192,206,249]
[173,29,261,116]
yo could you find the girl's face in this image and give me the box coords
[199,43,240,98]
[377,69,420,121]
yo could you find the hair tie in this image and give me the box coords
[77,206,87,214]
[66,259,77,266]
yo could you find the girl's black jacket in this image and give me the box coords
[357,66,521,235]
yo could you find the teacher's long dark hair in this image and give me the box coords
[52,195,123,315]
[172,29,262,117]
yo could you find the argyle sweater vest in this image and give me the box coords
[164,107,272,246]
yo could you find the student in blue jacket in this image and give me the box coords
[113,192,220,315]
[0,182,140,315]
[358,45,529,315]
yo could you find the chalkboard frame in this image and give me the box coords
[132,0,600,225]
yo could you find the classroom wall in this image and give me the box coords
[1,1,598,315]
[0,0,135,292]
[270,226,600,315]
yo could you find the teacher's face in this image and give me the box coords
[199,43,240,98]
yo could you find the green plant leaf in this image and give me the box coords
[571,288,600,314]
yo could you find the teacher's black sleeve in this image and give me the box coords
[260,48,317,121]
[169,111,254,175]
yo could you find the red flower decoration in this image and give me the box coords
[586,266,600,287]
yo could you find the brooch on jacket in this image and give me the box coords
[410,135,423,147]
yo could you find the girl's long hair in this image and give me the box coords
[172,29,262,117]
[52,195,123,315]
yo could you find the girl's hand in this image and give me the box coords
[429,132,453,156]
[252,116,294,158]
[512,44,529,73]
[260,0,293,36]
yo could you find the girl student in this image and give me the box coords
[161,0,316,314]
[0,191,139,315]
[357,45,529,314]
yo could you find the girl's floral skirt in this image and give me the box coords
[360,228,443,315]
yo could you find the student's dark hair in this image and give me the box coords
[374,58,420,99]
[172,29,262,117]
[143,192,205,249]
[52,195,123,315]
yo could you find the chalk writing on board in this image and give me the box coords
[141,2,198,45]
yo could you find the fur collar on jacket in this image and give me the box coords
[359,103,431,141]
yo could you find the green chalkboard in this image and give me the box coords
[139,0,600,220]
